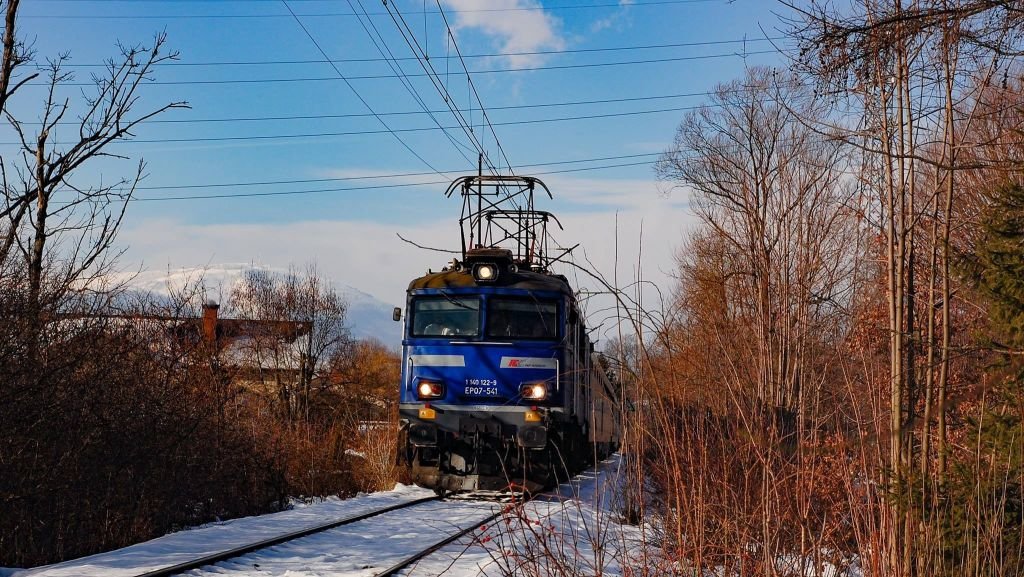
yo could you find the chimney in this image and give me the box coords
[202,301,219,344]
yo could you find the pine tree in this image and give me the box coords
[971,183,1024,350]
[948,181,1024,575]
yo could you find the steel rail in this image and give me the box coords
[372,507,507,577]
[133,495,441,577]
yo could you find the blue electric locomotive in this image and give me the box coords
[396,176,619,493]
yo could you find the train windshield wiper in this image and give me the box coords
[438,290,478,311]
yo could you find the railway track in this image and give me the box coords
[370,505,505,577]
[131,492,517,577]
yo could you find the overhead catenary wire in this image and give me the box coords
[23,0,726,19]
[59,37,786,68]
[129,158,669,202]
[15,2,798,205]
[23,49,783,87]
[379,0,525,221]
[135,152,664,191]
[377,0,502,175]
[0,101,746,146]
[346,0,478,165]
[379,0,518,179]
[427,0,516,176]
[277,0,449,179]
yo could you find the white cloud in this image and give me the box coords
[589,0,635,34]
[543,173,685,208]
[119,218,452,308]
[118,175,698,340]
[440,0,566,68]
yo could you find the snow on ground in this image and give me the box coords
[14,455,660,577]
[13,486,437,577]
[181,499,499,576]
[404,454,661,576]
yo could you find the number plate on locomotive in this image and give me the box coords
[464,378,499,396]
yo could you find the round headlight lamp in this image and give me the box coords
[417,380,445,399]
[520,383,547,401]
[473,263,498,282]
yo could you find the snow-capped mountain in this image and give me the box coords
[112,264,402,346]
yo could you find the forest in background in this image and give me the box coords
[615,1,1024,575]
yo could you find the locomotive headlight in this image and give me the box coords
[416,380,445,399]
[473,263,498,282]
[520,383,547,401]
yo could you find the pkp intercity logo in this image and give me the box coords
[500,357,558,369]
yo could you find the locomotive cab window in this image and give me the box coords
[486,298,558,340]
[411,296,480,337]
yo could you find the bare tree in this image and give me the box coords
[0,0,33,119]
[653,67,860,575]
[2,33,187,315]
[657,67,856,417]
[0,0,188,324]
[788,1,1024,574]
[228,265,350,420]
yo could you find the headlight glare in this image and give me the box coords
[520,383,547,400]
[474,263,498,282]
[417,380,444,399]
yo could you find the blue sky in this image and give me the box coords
[6,0,792,326]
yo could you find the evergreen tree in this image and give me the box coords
[970,182,1024,351]
[948,181,1024,575]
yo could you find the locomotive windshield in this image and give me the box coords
[486,298,558,340]
[411,296,480,337]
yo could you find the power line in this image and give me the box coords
[34,90,725,125]
[131,157,667,202]
[135,152,664,191]
[379,0,500,173]
[8,79,830,147]
[134,178,446,200]
[346,0,477,165]
[24,0,726,19]
[128,129,855,202]
[61,37,784,68]
[28,49,782,87]
[539,159,655,176]
[278,0,449,178]
[0,101,727,146]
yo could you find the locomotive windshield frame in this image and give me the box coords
[410,295,480,338]
[408,290,563,342]
[484,296,558,340]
